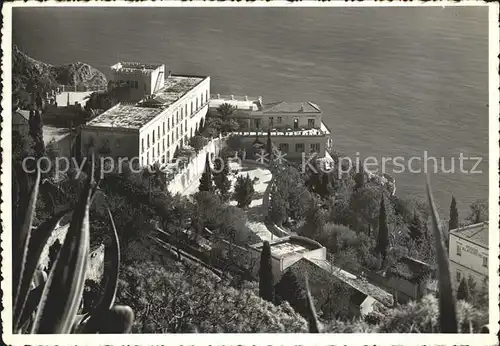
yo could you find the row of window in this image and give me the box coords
[117,80,140,89]
[142,132,190,167]
[277,143,321,153]
[267,117,315,128]
[141,91,209,153]
[455,244,487,268]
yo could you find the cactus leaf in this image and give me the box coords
[13,209,70,330]
[31,170,94,333]
[13,169,41,310]
[81,207,121,333]
[304,274,320,333]
[426,176,458,333]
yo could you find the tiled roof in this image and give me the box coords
[387,256,434,283]
[450,221,489,248]
[263,101,321,114]
[13,110,30,124]
[304,257,394,307]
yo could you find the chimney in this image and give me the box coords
[245,95,248,101]
[168,70,172,77]
[217,94,220,99]
[300,105,304,112]
[231,95,235,100]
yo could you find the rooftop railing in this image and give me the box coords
[210,94,262,102]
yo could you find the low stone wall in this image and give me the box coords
[265,221,289,238]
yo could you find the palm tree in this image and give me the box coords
[217,103,237,119]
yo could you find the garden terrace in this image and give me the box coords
[250,235,322,260]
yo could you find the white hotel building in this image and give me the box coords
[81,62,210,166]
[448,222,489,291]
[209,95,333,160]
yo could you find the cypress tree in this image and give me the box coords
[449,196,459,231]
[266,129,273,162]
[213,156,231,201]
[376,194,389,261]
[306,160,321,194]
[409,210,423,243]
[353,167,365,191]
[456,277,469,301]
[319,173,333,198]
[199,153,213,192]
[259,241,274,303]
[233,173,255,208]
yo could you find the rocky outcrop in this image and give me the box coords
[12,45,107,97]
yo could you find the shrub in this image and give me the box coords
[233,174,255,208]
[189,135,208,153]
[116,261,307,333]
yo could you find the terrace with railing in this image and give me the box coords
[229,123,331,138]
[57,85,106,93]
[209,94,262,112]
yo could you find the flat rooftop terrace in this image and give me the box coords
[111,62,163,74]
[85,74,206,130]
[141,74,205,107]
[85,104,162,130]
[251,236,322,259]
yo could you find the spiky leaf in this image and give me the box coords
[13,209,70,330]
[426,176,458,333]
[304,274,320,333]
[13,169,41,310]
[80,208,121,333]
[31,169,94,333]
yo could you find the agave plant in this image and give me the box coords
[12,157,134,334]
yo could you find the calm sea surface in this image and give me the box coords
[12,7,490,217]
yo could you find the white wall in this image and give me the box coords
[81,127,139,159]
[111,70,152,102]
[138,76,211,166]
[448,234,488,289]
[239,134,326,159]
[166,136,224,195]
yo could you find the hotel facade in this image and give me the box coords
[81,62,210,166]
[448,222,489,291]
[209,95,332,160]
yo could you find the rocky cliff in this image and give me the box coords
[12,45,107,103]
